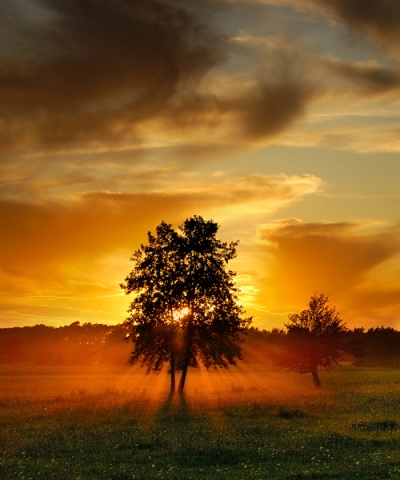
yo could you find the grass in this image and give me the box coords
[1,364,400,479]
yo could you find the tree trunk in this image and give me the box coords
[170,351,176,394]
[178,310,194,395]
[177,335,192,394]
[178,361,189,395]
[311,368,321,388]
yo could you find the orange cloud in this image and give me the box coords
[256,221,400,328]
[1,173,320,276]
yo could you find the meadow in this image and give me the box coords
[1,363,400,479]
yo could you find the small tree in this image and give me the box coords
[283,293,347,388]
[121,216,251,394]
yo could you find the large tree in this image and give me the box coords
[121,216,251,394]
[283,293,347,388]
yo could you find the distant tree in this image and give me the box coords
[121,216,251,394]
[283,293,347,388]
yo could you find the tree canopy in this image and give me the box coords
[121,216,251,394]
[283,293,347,388]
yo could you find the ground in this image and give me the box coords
[1,364,400,479]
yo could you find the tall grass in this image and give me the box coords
[1,364,400,479]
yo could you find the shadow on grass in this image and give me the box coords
[155,392,194,427]
[151,393,245,469]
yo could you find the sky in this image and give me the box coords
[1,0,400,331]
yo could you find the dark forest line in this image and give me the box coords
[1,322,400,368]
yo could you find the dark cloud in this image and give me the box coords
[166,92,229,129]
[314,0,400,48]
[324,58,400,95]
[0,0,225,152]
[165,79,316,142]
[0,0,322,155]
[238,82,315,140]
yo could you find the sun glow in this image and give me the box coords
[172,306,190,322]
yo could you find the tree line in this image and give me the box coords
[1,321,399,369]
[0,322,131,366]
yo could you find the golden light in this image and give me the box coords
[172,306,190,322]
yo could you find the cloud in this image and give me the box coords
[339,61,400,93]
[0,0,323,159]
[261,0,400,46]
[0,173,321,279]
[148,78,317,146]
[319,57,400,96]
[257,221,400,327]
[0,0,225,153]
[314,0,400,50]
[238,82,315,140]
[236,1,400,53]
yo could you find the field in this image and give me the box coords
[1,364,400,479]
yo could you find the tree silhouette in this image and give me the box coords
[121,216,251,394]
[283,293,347,388]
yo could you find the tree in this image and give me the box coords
[283,293,347,388]
[121,216,251,394]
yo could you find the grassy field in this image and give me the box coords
[1,363,400,479]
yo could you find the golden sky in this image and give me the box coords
[1,0,399,330]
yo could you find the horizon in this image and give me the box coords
[1,320,400,334]
[1,1,399,331]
